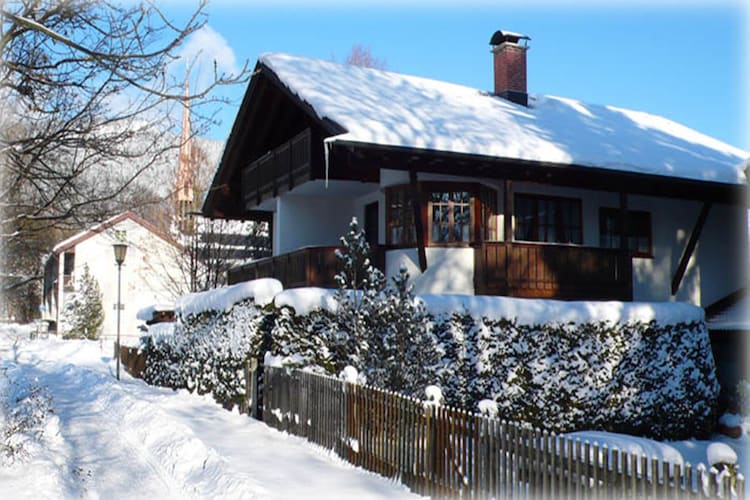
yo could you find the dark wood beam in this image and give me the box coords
[409,169,428,272]
[671,202,712,295]
[619,192,628,253]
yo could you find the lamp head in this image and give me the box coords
[113,243,128,265]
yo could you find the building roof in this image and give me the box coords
[259,53,748,186]
[706,289,750,332]
[51,212,181,255]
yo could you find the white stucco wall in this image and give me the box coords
[385,247,476,295]
[58,218,183,342]
[274,194,358,255]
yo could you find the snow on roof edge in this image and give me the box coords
[259,52,748,186]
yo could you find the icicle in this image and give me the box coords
[324,140,330,188]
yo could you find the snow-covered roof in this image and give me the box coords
[706,294,750,331]
[260,53,748,185]
[51,212,180,255]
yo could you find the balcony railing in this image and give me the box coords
[231,242,631,301]
[475,242,632,300]
[229,246,386,289]
[241,128,312,208]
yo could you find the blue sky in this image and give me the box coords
[165,1,748,151]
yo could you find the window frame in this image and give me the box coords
[513,193,583,245]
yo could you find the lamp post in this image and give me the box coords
[113,242,128,380]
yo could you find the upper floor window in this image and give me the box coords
[599,208,652,257]
[429,190,472,243]
[386,186,416,246]
[385,182,498,247]
[514,194,582,244]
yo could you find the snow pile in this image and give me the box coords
[177,278,282,317]
[136,304,174,322]
[260,53,748,185]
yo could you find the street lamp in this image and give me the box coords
[113,242,128,380]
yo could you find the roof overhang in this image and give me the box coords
[327,139,749,206]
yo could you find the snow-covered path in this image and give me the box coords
[0,333,420,499]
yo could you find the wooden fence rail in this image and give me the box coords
[262,366,744,500]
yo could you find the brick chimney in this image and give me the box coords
[490,30,530,106]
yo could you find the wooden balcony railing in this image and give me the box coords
[228,246,386,289]
[241,128,312,208]
[475,242,632,301]
[231,242,631,301]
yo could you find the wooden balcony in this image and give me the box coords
[241,128,312,209]
[475,242,632,300]
[231,242,631,301]
[228,246,386,289]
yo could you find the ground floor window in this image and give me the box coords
[514,194,582,244]
[599,207,652,257]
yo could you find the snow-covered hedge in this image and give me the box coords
[140,275,719,440]
[273,289,720,440]
[140,280,281,408]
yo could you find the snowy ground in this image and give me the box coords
[0,324,747,498]
[0,325,419,499]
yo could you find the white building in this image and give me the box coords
[42,212,185,342]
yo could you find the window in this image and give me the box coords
[514,194,582,244]
[480,185,499,241]
[63,252,75,276]
[386,187,415,246]
[385,182,497,246]
[599,208,652,257]
[429,190,472,243]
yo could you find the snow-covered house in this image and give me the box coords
[203,31,748,308]
[42,212,184,341]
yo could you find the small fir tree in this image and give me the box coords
[376,265,439,395]
[61,264,104,340]
[332,217,385,369]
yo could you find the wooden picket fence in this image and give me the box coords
[262,366,744,499]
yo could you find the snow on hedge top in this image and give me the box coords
[419,294,704,325]
[273,287,703,326]
[260,53,748,185]
[176,278,282,316]
[274,287,339,316]
[136,304,174,322]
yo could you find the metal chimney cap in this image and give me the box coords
[490,30,531,46]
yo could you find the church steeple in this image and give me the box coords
[175,73,195,233]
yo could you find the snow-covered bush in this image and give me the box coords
[0,368,54,463]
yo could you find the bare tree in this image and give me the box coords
[344,44,387,70]
[0,0,251,246]
[0,0,252,305]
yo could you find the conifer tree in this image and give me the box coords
[332,218,385,369]
[61,264,104,340]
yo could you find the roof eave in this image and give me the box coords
[328,139,749,205]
